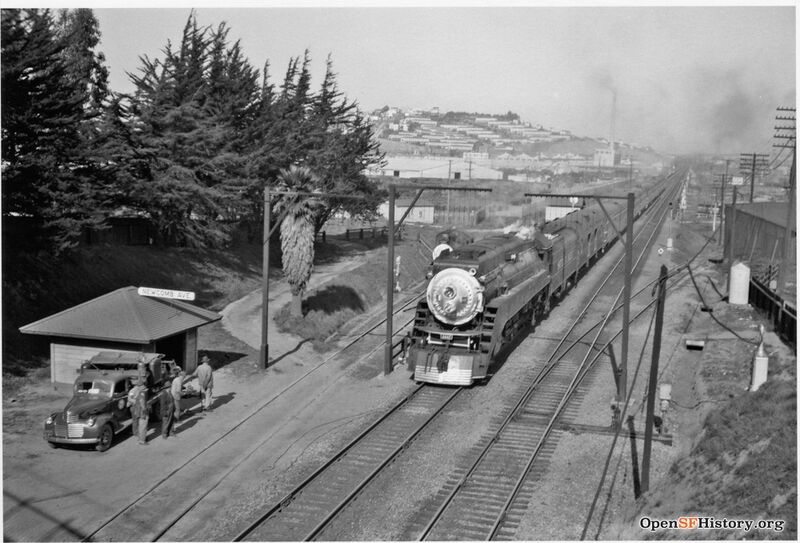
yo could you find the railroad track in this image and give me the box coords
[82,281,426,542]
[410,172,686,540]
[234,384,461,541]
[220,173,685,542]
[86,174,684,542]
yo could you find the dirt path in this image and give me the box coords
[220,253,368,355]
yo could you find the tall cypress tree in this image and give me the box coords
[305,55,385,232]
[2,8,112,252]
[120,13,259,247]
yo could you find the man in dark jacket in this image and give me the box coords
[160,387,176,439]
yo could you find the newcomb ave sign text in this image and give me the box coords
[137,287,196,301]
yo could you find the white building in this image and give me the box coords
[379,198,435,224]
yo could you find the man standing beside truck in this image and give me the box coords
[128,378,149,445]
[171,369,185,420]
[160,387,176,439]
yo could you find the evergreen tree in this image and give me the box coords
[2,8,112,252]
[120,13,259,247]
[305,55,385,232]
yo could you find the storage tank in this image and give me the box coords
[729,261,751,305]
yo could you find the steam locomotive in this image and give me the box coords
[405,184,663,386]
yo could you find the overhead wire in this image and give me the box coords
[582,180,765,537]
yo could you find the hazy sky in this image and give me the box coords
[72,4,796,155]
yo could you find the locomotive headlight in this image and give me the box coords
[427,267,484,326]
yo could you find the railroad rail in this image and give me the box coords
[84,173,683,543]
[233,384,461,541]
[82,282,425,542]
[223,173,685,542]
[412,172,685,540]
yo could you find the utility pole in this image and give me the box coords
[260,186,271,369]
[713,172,726,245]
[628,156,633,190]
[621,192,635,409]
[726,186,739,293]
[385,184,396,375]
[775,107,796,294]
[739,152,769,203]
[722,160,728,245]
[260,189,366,370]
[641,264,668,494]
[446,160,452,222]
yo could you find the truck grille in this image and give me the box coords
[67,424,84,438]
[66,411,79,423]
[53,422,67,438]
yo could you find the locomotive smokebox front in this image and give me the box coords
[426,267,484,326]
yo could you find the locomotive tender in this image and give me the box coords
[406,185,661,386]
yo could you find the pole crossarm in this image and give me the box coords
[389,185,492,235]
[595,198,625,240]
[526,190,636,408]
[267,190,369,199]
[391,184,492,192]
[260,187,369,370]
[383,184,492,374]
[524,192,629,200]
[394,189,426,234]
[266,189,369,237]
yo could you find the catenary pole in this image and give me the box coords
[260,186,271,369]
[641,264,668,494]
[726,187,738,293]
[778,149,796,293]
[259,188,365,371]
[620,192,635,411]
[384,184,396,375]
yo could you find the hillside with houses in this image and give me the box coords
[368,107,669,183]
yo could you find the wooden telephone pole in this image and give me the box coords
[774,107,796,294]
[739,152,770,203]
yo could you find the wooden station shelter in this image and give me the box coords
[19,286,221,385]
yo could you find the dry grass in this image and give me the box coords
[273,237,432,350]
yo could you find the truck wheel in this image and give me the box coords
[96,424,114,452]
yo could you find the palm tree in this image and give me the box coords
[274,165,323,317]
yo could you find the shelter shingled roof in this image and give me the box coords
[19,286,221,344]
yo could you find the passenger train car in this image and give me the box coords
[405,183,664,385]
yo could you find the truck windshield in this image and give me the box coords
[74,380,113,397]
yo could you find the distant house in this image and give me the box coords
[379,198,435,224]
[594,145,620,168]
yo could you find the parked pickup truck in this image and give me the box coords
[44,352,177,452]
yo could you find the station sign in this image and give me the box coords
[730,176,744,186]
[137,287,196,301]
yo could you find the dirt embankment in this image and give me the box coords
[601,183,797,540]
